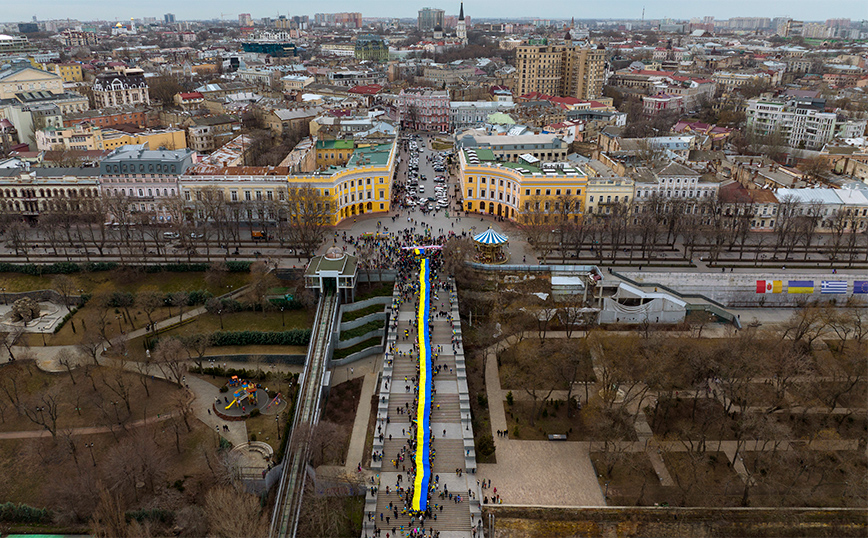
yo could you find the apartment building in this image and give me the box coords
[99,145,195,221]
[745,97,837,150]
[418,8,445,31]
[585,177,634,216]
[0,167,100,220]
[514,39,606,100]
[180,137,398,224]
[92,68,150,108]
[35,124,186,152]
[397,88,449,132]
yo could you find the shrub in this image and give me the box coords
[219,386,229,393]
[54,306,80,333]
[126,508,174,524]
[477,392,488,409]
[225,261,252,272]
[249,408,261,418]
[210,329,311,347]
[0,502,52,523]
[339,319,385,341]
[476,433,495,457]
[342,303,385,322]
[506,391,514,406]
[333,337,380,360]
[512,425,520,438]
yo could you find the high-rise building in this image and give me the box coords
[456,2,467,43]
[164,13,176,24]
[418,8,445,31]
[514,38,606,100]
[239,13,253,27]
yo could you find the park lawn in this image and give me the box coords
[0,420,220,516]
[158,310,313,339]
[498,338,595,389]
[0,361,185,433]
[505,400,637,441]
[320,377,363,466]
[590,452,664,506]
[788,381,867,409]
[648,398,740,440]
[246,413,281,452]
[742,449,867,507]
[662,451,743,507]
[0,269,249,295]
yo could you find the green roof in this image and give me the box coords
[347,143,392,167]
[472,148,495,161]
[317,139,354,150]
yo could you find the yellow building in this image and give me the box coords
[459,149,587,223]
[315,139,355,167]
[35,124,187,152]
[48,63,84,83]
[0,64,64,99]
[584,177,634,216]
[179,137,397,225]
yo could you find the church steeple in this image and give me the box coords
[459,2,464,21]
[456,2,467,43]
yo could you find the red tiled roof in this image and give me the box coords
[348,84,383,95]
[179,92,204,100]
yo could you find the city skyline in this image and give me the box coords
[2,0,865,25]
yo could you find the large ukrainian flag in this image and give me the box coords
[788,280,814,294]
[412,258,432,512]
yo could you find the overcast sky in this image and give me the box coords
[3,1,865,24]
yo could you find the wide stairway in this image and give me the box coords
[363,279,481,538]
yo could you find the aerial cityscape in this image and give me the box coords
[0,3,866,537]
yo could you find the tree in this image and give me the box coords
[500,339,565,426]
[246,261,277,311]
[52,274,76,312]
[203,485,268,538]
[285,184,331,258]
[182,333,213,370]
[137,289,163,332]
[56,348,79,385]
[171,291,189,321]
[153,338,188,386]
[148,75,185,108]
[77,330,105,366]
[21,389,62,438]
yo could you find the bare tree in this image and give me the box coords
[56,348,79,385]
[203,485,268,538]
[137,289,164,333]
[51,275,76,312]
[285,184,331,259]
[152,338,188,386]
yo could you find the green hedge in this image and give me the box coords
[0,261,118,275]
[342,303,384,322]
[339,319,384,341]
[210,329,311,347]
[333,337,381,360]
[190,366,300,383]
[0,261,250,276]
[0,502,52,524]
[126,508,173,524]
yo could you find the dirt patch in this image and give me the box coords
[648,398,739,440]
[590,452,663,506]
[663,451,743,507]
[506,400,636,441]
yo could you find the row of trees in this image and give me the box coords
[518,192,868,265]
[0,185,331,263]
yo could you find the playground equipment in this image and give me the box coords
[225,376,260,410]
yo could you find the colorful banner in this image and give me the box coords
[854,281,868,294]
[756,280,782,293]
[820,281,848,294]
[788,280,814,294]
[412,258,432,513]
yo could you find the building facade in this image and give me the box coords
[99,146,195,221]
[397,88,449,132]
[355,35,389,62]
[418,8,445,31]
[746,97,838,150]
[514,40,606,100]
[92,68,151,109]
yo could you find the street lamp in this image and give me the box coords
[40,327,46,346]
[276,414,281,439]
[111,401,119,423]
[218,309,223,330]
[0,287,6,305]
[85,442,96,466]
[280,306,285,327]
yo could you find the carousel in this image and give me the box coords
[472,227,509,264]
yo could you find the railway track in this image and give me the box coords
[269,290,338,538]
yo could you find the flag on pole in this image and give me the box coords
[820,281,847,294]
[853,281,868,294]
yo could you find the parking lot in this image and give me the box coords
[395,133,457,217]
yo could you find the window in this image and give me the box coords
[230,191,238,201]
[535,189,541,195]
[468,188,472,197]
[244,191,252,201]
[545,189,551,196]
[589,196,594,202]
[555,189,561,195]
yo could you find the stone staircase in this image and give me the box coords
[363,278,480,538]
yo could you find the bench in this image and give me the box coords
[548,434,567,441]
